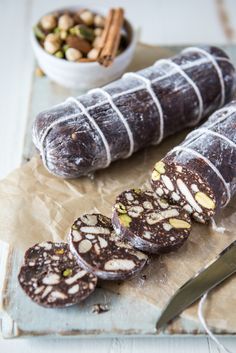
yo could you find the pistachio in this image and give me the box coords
[195,192,216,210]
[44,33,61,54]
[55,248,64,255]
[63,268,73,277]
[40,14,57,31]
[33,25,45,40]
[80,10,94,26]
[118,214,132,228]
[55,50,64,58]
[151,170,160,181]
[65,47,82,61]
[73,25,95,41]
[169,218,191,229]
[58,14,74,30]
[154,161,165,174]
[115,202,127,214]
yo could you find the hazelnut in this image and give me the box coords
[44,33,61,54]
[40,14,57,30]
[65,47,82,61]
[35,67,45,77]
[94,15,105,28]
[94,28,103,37]
[80,10,94,26]
[87,48,99,60]
[58,14,74,30]
[92,36,102,49]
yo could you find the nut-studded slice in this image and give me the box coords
[112,189,192,254]
[18,242,97,308]
[68,213,148,280]
[151,160,216,223]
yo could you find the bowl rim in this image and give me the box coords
[31,5,136,67]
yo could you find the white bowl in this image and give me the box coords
[31,6,136,90]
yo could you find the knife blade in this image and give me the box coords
[156,240,236,331]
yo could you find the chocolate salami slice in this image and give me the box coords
[18,242,97,308]
[151,101,236,223]
[112,189,192,254]
[68,213,148,280]
[33,46,235,178]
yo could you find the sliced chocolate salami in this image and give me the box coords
[33,46,236,178]
[151,101,236,223]
[112,189,192,254]
[68,213,148,280]
[18,242,97,308]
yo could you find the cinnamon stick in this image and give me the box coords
[97,8,124,67]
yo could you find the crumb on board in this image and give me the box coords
[92,303,110,314]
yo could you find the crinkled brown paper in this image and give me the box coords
[1,41,236,331]
[1,129,236,332]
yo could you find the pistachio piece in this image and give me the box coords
[33,25,45,40]
[65,48,82,61]
[58,14,74,30]
[195,192,216,210]
[72,25,95,42]
[40,14,57,31]
[115,202,127,214]
[55,248,64,255]
[154,161,165,174]
[169,218,191,229]
[62,268,73,277]
[55,50,64,58]
[151,170,160,181]
[118,214,132,227]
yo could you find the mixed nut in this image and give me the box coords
[34,9,128,62]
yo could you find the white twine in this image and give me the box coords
[66,97,111,167]
[183,47,226,107]
[198,292,233,353]
[155,58,204,125]
[88,88,135,158]
[123,72,164,144]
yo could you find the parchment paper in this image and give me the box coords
[1,127,236,333]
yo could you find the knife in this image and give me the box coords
[156,240,236,331]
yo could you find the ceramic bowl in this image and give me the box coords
[31,6,136,90]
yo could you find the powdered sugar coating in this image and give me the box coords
[33,46,236,178]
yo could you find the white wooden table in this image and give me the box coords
[1,0,236,351]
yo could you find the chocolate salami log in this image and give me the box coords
[151,101,236,223]
[33,46,236,178]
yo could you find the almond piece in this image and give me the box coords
[66,35,92,54]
